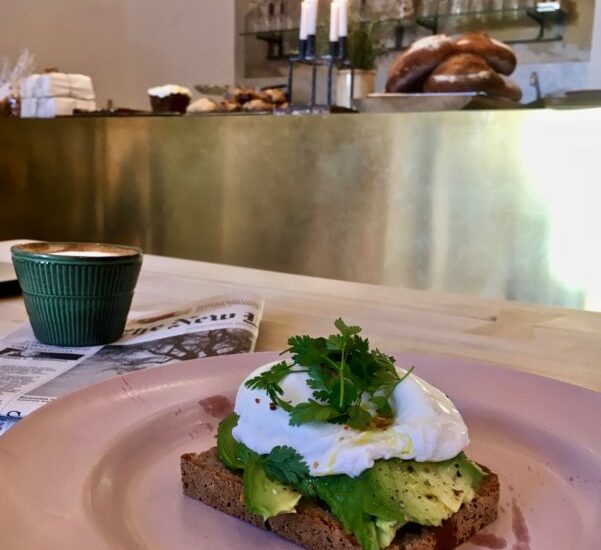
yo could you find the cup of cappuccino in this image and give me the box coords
[11,242,143,346]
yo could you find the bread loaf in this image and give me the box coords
[497,75,523,102]
[454,33,517,76]
[385,35,456,93]
[423,54,505,95]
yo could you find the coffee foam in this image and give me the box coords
[50,250,122,257]
[17,242,139,258]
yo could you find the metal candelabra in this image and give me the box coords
[287,35,355,110]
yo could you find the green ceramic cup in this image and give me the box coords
[11,242,143,347]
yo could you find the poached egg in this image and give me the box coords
[233,361,469,478]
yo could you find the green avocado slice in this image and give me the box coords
[218,413,303,521]
[364,454,486,527]
[217,413,243,470]
[243,454,302,521]
[375,518,404,549]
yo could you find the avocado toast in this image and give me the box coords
[181,320,499,549]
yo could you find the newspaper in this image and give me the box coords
[0,293,263,436]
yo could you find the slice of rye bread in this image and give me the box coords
[181,448,500,550]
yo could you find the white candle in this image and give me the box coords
[307,0,318,36]
[338,0,348,38]
[329,1,339,42]
[300,1,308,40]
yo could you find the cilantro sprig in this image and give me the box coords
[245,319,415,430]
[261,445,310,485]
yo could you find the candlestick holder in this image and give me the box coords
[287,43,355,111]
[299,39,308,59]
[306,35,317,59]
[338,36,348,60]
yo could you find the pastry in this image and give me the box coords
[454,33,517,76]
[242,99,274,112]
[423,53,505,95]
[262,88,287,105]
[227,86,260,103]
[218,100,242,112]
[385,34,456,93]
[186,97,219,113]
[147,84,191,114]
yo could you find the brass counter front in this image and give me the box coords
[1,110,600,310]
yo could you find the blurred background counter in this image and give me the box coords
[1,109,600,311]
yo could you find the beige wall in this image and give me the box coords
[0,0,235,109]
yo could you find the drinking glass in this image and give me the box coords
[450,0,468,15]
[245,1,260,33]
[490,0,504,12]
[470,0,490,19]
[418,0,439,17]
[256,0,270,31]
[505,0,520,19]
[436,0,451,15]
[279,0,293,30]
[397,0,416,19]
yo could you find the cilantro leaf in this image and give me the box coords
[305,364,336,401]
[286,335,328,366]
[345,405,373,430]
[328,378,358,412]
[289,400,341,426]
[260,445,310,486]
[244,361,294,412]
[247,320,415,431]
[334,318,362,338]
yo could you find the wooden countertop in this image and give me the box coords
[1,240,599,392]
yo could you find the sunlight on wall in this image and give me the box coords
[520,109,601,311]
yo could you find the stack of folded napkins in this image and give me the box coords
[20,73,97,118]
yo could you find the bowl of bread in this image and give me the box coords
[360,33,522,112]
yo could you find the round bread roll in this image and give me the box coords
[385,34,456,93]
[242,99,274,112]
[454,33,517,75]
[227,86,260,103]
[423,53,505,95]
[496,75,523,102]
[263,88,287,105]
[218,100,242,113]
[186,97,219,113]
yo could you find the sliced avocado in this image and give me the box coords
[216,413,485,548]
[364,453,486,527]
[375,518,404,549]
[243,455,302,521]
[217,413,244,470]
[416,453,485,513]
[311,474,380,550]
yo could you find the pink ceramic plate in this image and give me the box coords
[0,352,599,550]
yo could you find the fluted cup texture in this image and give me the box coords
[12,244,142,347]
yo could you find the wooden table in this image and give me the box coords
[1,240,599,392]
